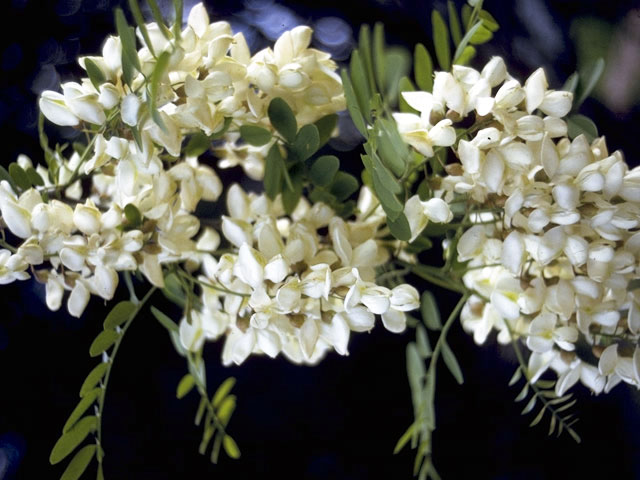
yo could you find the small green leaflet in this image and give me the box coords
[388,213,411,241]
[562,72,579,94]
[432,10,451,71]
[372,22,386,94]
[340,69,367,137]
[453,21,483,64]
[89,330,119,357]
[172,0,183,40]
[398,76,417,113]
[328,171,359,202]
[149,51,171,132]
[268,98,297,144]
[63,388,101,433]
[114,8,140,87]
[414,43,433,92]
[281,164,303,214]
[185,132,212,157]
[420,291,442,330]
[239,125,272,147]
[217,395,237,424]
[25,167,44,187]
[79,363,109,397]
[103,301,136,330]
[212,377,236,408]
[147,0,171,39]
[393,423,415,454]
[447,1,462,45]
[0,165,16,191]
[416,325,432,359]
[124,203,142,228]
[576,58,605,109]
[357,25,376,94]
[151,305,179,332]
[291,124,319,161]
[310,155,339,187]
[223,435,241,459]
[162,272,186,309]
[128,0,156,57]
[177,373,196,399]
[314,114,338,147]
[8,163,30,191]
[567,114,598,142]
[264,143,284,200]
[441,340,464,384]
[83,58,106,90]
[350,50,372,121]
[50,416,97,465]
[59,444,96,480]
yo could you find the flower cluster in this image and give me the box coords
[179,184,419,365]
[394,56,640,396]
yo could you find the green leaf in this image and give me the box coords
[59,444,96,480]
[508,367,522,387]
[89,330,119,357]
[420,291,442,330]
[0,165,16,191]
[447,1,463,45]
[350,49,372,121]
[383,47,411,104]
[239,125,272,147]
[377,118,408,177]
[341,69,367,136]
[314,114,338,147]
[455,45,476,66]
[362,154,403,220]
[388,212,411,241]
[162,272,185,309]
[50,416,97,465]
[370,151,402,194]
[151,305,178,332]
[416,325,432,358]
[114,8,140,86]
[147,0,171,39]
[453,21,483,64]
[83,58,106,90]
[9,163,30,191]
[268,98,297,144]
[329,171,359,202]
[393,424,415,454]
[529,407,546,427]
[567,114,598,142]
[441,340,464,384]
[281,164,303,214]
[212,377,236,408]
[398,76,417,113]
[63,388,101,433]
[414,43,433,92]
[128,0,155,57]
[291,124,319,161]
[124,203,142,227]
[97,464,105,480]
[310,155,339,187]
[79,363,108,397]
[222,435,241,459]
[358,25,376,94]
[521,396,537,415]
[185,132,211,157]
[149,50,171,132]
[264,143,284,200]
[103,301,136,330]
[217,395,237,425]
[25,167,44,187]
[432,10,451,71]
[172,0,183,40]
[176,373,196,399]
[406,342,426,392]
[478,9,499,31]
[372,22,386,93]
[515,383,529,402]
[575,58,605,108]
[469,24,493,45]
[562,72,579,94]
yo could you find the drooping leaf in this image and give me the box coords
[377,118,408,177]
[358,24,376,94]
[521,396,537,415]
[310,155,339,187]
[9,163,30,191]
[529,406,546,427]
[222,435,241,459]
[63,388,101,433]
[268,98,297,144]
[414,43,434,92]
[291,124,319,161]
[128,0,155,57]
[515,383,529,402]
[59,444,96,480]
[103,301,136,330]
[341,69,367,136]
[350,49,372,122]
[420,291,442,330]
[162,272,185,309]
[172,0,183,40]
[185,132,211,157]
[314,114,338,147]
[281,164,303,214]
[114,8,141,86]
[441,340,464,384]
[447,1,463,45]
[562,72,579,94]
[394,424,415,454]
[25,167,44,187]
[79,363,109,397]
[432,10,451,71]
[372,22,386,93]
[151,305,179,332]
[176,373,196,399]
[329,171,359,202]
[453,21,483,64]
[388,212,411,241]
[567,114,598,142]
[416,325,432,358]
[149,50,171,131]
[50,416,98,465]
[212,377,236,408]
[508,367,522,387]
[575,58,605,108]
[84,58,106,90]
[124,203,142,228]
[89,330,119,357]
[240,125,272,147]
[264,143,284,199]
[147,0,171,38]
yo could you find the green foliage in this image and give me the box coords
[59,445,96,480]
[240,125,273,147]
[291,124,320,162]
[114,8,140,87]
[414,44,433,92]
[185,132,212,157]
[50,416,98,465]
[431,11,451,71]
[8,163,31,191]
[177,374,196,399]
[79,363,108,397]
[310,155,340,187]
[268,97,297,143]
[314,114,338,147]
[83,58,106,90]
[567,114,598,142]
[149,51,171,132]
[123,203,143,229]
[420,291,442,331]
[89,330,119,357]
[151,305,179,332]
[103,301,136,330]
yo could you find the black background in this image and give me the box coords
[1,0,640,479]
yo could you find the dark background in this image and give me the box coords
[1,0,640,479]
